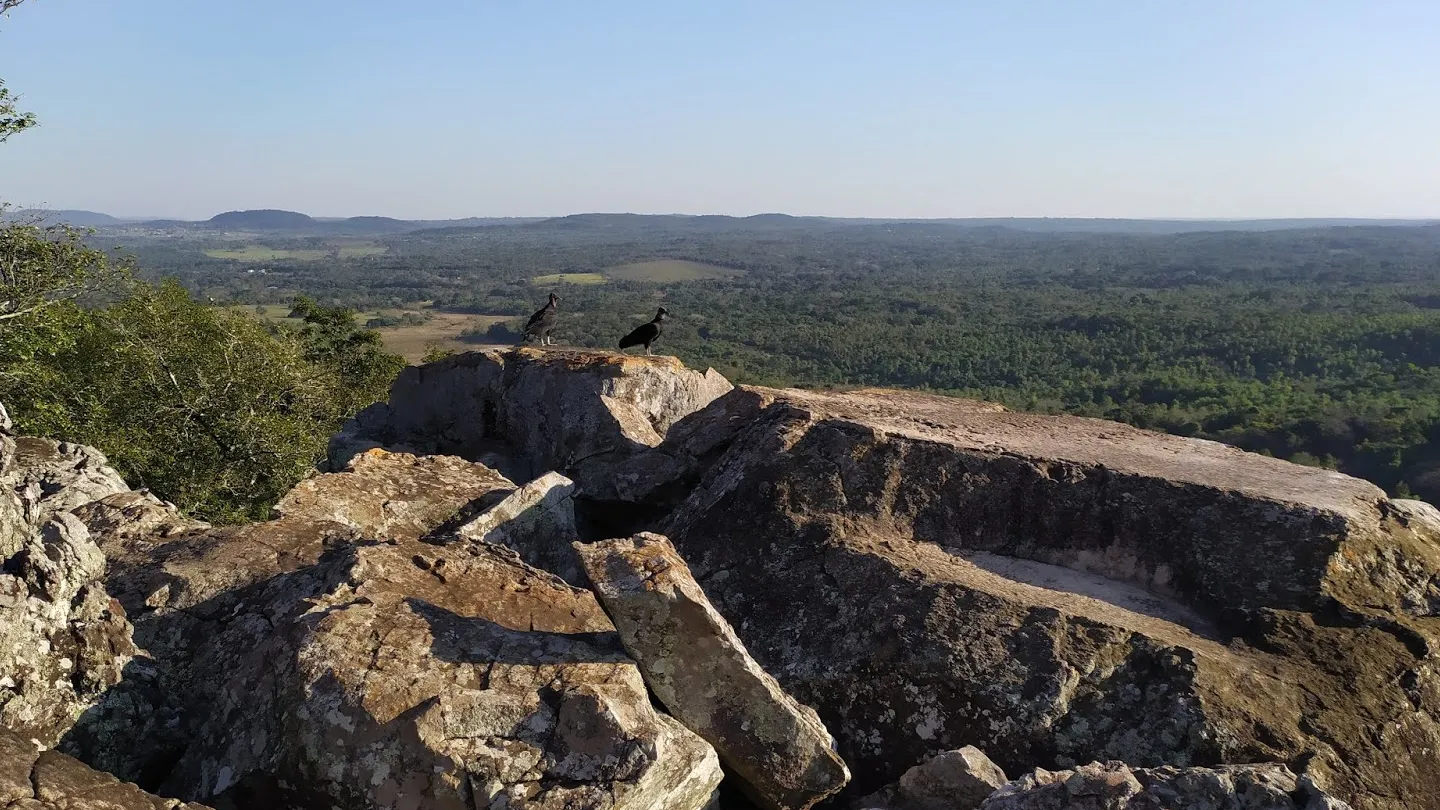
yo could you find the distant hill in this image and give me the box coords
[523,213,830,233]
[206,209,317,230]
[6,209,126,227]
[14,208,1438,237]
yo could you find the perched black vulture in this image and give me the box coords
[523,293,561,345]
[618,307,669,355]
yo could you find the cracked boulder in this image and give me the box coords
[658,387,1440,810]
[979,761,1352,810]
[856,746,1008,810]
[329,348,732,492]
[577,533,850,810]
[70,450,514,788]
[0,727,213,810]
[159,536,722,810]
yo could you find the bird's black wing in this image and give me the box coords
[524,305,554,333]
[618,322,658,348]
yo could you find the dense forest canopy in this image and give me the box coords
[76,214,1440,504]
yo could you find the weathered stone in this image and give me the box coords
[658,387,1440,809]
[856,746,1008,810]
[0,510,140,750]
[577,533,850,810]
[4,436,130,529]
[329,348,732,492]
[454,471,581,584]
[273,447,516,541]
[979,761,1353,810]
[0,727,213,810]
[158,536,723,810]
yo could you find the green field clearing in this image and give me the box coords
[531,272,608,285]
[229,305,510,361]
[206,245,387,261]
[603,259,740,282]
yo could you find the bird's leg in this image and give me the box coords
[645,346,653,356]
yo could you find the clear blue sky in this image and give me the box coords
[2,1,1437,220]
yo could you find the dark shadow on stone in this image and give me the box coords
[405,596,626,665]
[572,496,674,543]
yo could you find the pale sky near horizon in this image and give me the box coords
[1,1,1437,220]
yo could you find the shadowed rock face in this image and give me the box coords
[329,348,733,493]
[657,387,1440,810]
[0,727,214,810]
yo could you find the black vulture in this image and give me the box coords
[618,307,669,355]
[523,293,561,345]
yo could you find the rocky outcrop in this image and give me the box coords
[656,386,1440,809]
[856,747,1008,810]
[0,727,213,810]
[7,353,1440,810]
[5,436,130,530]
[329,348,733,492]
[577,533,850,810]
[56,445,718,809]
[160,536,722,809]
[0,432,142,754]
[979,761,1352,810]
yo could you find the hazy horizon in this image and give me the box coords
[3,1,1438,220]
[13,206,1440,225]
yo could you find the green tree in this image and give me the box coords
[10,282,357,521]
[288,295,406,414]
[0,79,36,143]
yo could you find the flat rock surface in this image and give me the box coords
[273,448,515,541]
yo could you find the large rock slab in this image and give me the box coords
[979,761,1352,810]
[329,348,733,492]
[577,533,850,810]
[658,387,1440,810]
[160,536,722,810]
[0,727,213,810]
[273,448,516,541]
[64,445,720,808]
